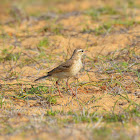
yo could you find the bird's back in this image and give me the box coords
[48,59,74,77]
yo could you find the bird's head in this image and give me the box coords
[71,48,85,59]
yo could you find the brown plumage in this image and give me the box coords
[35,48,85,97]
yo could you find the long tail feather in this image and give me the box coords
[34,75,48,82]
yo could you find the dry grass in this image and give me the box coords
[0,0,140,139]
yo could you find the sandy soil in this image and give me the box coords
[0,0,140,139]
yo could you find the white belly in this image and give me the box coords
[71,60,82,76]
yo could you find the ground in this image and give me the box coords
[0,0,140,139]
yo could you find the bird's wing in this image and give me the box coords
[48,59,73,76]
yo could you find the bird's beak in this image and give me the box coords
[83,50,88,56]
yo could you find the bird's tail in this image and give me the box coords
[34,75,48,82]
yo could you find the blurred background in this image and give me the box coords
[0,0,140,140]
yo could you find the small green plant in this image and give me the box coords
[26,86,49,94]
[0,48,21,61]
[51,24,63,35]
[114,20,138,27]
[67,111,99,123]
[67,110,74,115]
[82,20,139,35]
[93,127,112,139]
[46,109,59,116]
[126,108,140,117]
[103,113,126,123]
[5,53,20,61]
[46,95,57,105]
[73,115,91,123]
[15,86,49,100]
[39,24,63,35]
[94,23,112,35]
[38,38,49,48]
[127,0,138,8]
[0,95,5,108]
[85,7,118,20]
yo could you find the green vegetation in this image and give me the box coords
[26,86,49,94]
[38,38,50,48]
[39,23,63,35]
[0,48,21,62]
[82,20,139,35]
[85,6,119,20]
[92,127,112,140]
[0,0,140,139]
[0,95,6,108]
[46,109,60,116]
[46,95,57,105]
[43,107,140,125]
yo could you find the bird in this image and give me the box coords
[34,48,85,97]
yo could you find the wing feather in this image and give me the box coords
[48,59,73,76]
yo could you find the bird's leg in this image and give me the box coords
[56,80,63,98]
[66,81,76,96]
[65,79,69,92]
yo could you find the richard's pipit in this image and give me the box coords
[35,48,85,97]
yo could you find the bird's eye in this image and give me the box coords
[81,50,83,52]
